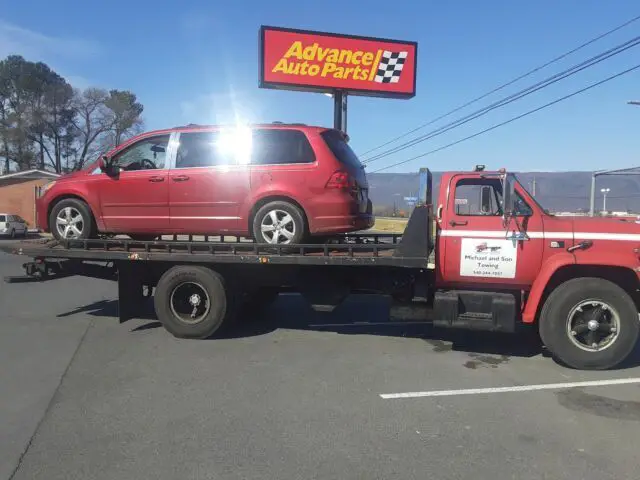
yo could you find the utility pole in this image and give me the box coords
[531,176,537,196]
[601,188,610,214]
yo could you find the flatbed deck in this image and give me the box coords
[0,228,432,268]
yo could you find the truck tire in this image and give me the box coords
[154,265,234,339]
[50,198,95,241]
[539,277,639,370]
[252,201,305,245]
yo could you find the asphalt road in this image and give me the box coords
[1,250,640,480]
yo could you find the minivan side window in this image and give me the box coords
[252,129,315,165]
[111,135,170,171]
[175,131,236,168]
[321,130,362,169]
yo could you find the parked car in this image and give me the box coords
[36,123,374,243]
[0,213,28,239]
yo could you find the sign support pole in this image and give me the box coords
[333,91,347,133]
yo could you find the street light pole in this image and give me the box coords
[601,188,610,213]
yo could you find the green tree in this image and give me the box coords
[0,55,145,174]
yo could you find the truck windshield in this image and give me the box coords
[512,174,550,215]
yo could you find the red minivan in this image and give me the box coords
[37,123,374,244]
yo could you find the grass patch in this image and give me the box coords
[372,217,410,233]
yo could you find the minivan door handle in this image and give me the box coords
[148,176,165,183]
[172,175,190,182]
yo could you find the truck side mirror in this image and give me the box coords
[480,186,492,214]
[501,173,515,226]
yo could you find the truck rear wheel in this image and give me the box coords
[154,265,234,339]
[539,277,639,370]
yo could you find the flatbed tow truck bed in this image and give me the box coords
[0,231,429,267]
[1,201,433,330]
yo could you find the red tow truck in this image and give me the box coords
[3,167,639,370]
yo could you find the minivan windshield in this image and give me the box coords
[321,130,362,170]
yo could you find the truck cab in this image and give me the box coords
[428,167,640,369]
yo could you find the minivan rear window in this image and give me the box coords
[321,130,362,169]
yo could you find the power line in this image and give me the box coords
[371,63,640,173]
[359,13,640,158]
[364,36,640,164]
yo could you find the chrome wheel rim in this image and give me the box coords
[566,299,620,352]
[260,209,295,244]
[56,207,84,239]
[170,281,211,325]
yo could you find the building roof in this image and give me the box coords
[0,169,60,183]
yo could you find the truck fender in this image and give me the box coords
[522,253,575,323]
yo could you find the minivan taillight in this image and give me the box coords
[326,171,354,189]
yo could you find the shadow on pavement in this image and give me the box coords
[56,293,554,362]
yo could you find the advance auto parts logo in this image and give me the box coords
[273,41,408,84]
[260,26,417,98]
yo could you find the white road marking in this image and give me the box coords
[380,377,640,399]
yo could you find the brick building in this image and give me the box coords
[0,170,60,229]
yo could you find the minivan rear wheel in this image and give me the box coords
[252,201,305,245]
[50,198,95,241]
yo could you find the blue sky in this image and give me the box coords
[1,0,638,173]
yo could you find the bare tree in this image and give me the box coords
[70,88,111,169]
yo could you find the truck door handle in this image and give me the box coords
[449,220,468,227]
[172,175,190,182]
[148,176,165,182]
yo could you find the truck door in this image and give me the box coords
[439,174,543,288]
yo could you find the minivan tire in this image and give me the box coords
[50,198,95,241]
[539,277,639,370]
[252,201,306,245]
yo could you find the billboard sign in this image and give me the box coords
[259,26,417,98]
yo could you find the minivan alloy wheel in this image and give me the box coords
[56,207,85,239]
[260,209,296,244]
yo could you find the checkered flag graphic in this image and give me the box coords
[374,51,408,84]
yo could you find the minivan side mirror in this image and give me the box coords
[501,173,515,226]
[98,156,108,172]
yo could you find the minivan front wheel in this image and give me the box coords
[252,201,305,245]
[50,198,94,241]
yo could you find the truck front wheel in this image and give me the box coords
[154,265,234,339]
[539,277,639,370]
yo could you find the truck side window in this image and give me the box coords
[454,179,502,216]
[454,178,533,216]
